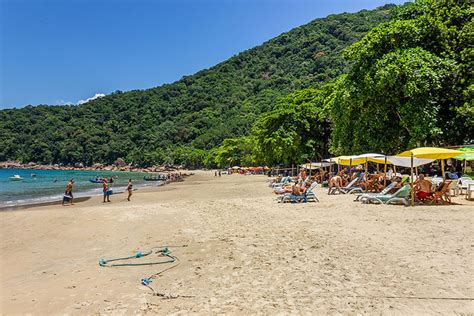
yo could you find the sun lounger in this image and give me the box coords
[272,176,291,189]
[355,181,397,202]
[428,181,452,204]
[279,182,319,203]
[329,177,362,195]
[362,184,411,205]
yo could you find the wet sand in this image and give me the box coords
[1,171,473,314]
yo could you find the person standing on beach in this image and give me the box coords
[103,179,111,203]
[218,170,221,177]
[62,179,74,206]
[127,179,133,201]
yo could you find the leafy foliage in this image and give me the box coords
[329,0,473,154]
[251,88,332,166]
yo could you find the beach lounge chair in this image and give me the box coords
[428,181,452,204]
[355,181,397,202]
[272,176,291,189]
[329,178,362,195]
[362,184,411,205]
[279,182,319,203]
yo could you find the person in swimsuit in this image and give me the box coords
[328,175,343,194]
[414,174,432,201]
[62,179,74,206]
[127,179,133,201]
[103,179,111,203]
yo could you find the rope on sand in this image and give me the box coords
[99,245,193,298]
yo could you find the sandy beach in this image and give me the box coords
[1,171,473,314]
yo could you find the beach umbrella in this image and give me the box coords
[454,148,474,173]
[397,147,462,206]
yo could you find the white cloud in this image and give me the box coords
[55,100,75,105]
[77,93,106,105]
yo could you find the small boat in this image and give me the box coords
[10,175,23,181]
[89,178,105,183]
[30,173,37,177]
[144,174,166,181]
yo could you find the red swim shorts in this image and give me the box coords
[416,191,429,200]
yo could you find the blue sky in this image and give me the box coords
[0,0,407,109]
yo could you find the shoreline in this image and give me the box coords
[0,168,189,209]
[0,181,168,210]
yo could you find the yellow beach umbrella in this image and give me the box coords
[330,155,366,166]
[397,147,462,206]
[398,147,462,159]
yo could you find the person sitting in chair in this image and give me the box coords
[414,174,432,201]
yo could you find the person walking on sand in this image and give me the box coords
[218,170,221,177]
[62,179,74,206]
[127,179,133,201]
[103,179,111,203]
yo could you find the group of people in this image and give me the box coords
[327,171,406,195]
[272,169,313,197]
[62,178,134,206]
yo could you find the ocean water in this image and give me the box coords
[0,168,154,207]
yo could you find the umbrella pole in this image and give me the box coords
[350,158,353,180]
[365,159,368,192]
[411,154,414,207]
[464,160,467,174]
[383,157,387,187]
[441,159,445,179]
[377,163,379,173]
[394,165,397,174]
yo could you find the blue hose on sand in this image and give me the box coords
[99,246,183,293]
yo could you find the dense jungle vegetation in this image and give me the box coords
[0,0,472,168]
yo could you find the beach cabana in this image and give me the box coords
[397,147,462,206]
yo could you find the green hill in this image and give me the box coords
[0,5,396,166]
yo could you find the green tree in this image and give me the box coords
[252,88,331,165]
[329,0,473,154]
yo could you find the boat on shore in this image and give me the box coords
[143,174,167,181]
[9,175,23,181]
[89,178,105,183]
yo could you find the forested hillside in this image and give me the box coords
[0,5,396,166]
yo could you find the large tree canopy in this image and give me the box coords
[252,88,331,165]
[328,0,473,155]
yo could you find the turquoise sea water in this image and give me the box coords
[0,168,151,207]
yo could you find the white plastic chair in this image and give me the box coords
[465,181,474,200]
[459,177,472,195]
